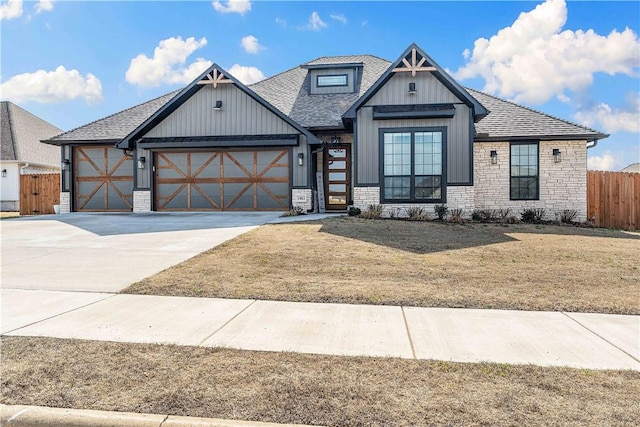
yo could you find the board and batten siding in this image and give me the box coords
[356,104,472,185]
[357,72,473,185]
[144,84,299,138]
[309,68,356,95]
[367,72,460,105]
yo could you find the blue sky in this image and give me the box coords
[1,0,638,170]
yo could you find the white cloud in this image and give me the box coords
[212,0,251,15]
[241,35,265,54]
[302,11,327,31]
[0,66,102,104]
[454,0,640,105]
[1,0,23,20]
[587,152,620,171]
[275,17,286,28]
[330,13,347,25]
[126,36,213,88]
[575,93,640,134]
[35,0,54,14]
[228,64,264,85]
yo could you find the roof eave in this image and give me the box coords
[474,133,609,143]
[42,138,121,146]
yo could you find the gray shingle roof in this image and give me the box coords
[251,55,391,128]
[468,89,606,141]
[46,91,179,143]
[1,101,62,166]
[42,53,606,144]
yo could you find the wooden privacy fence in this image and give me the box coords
[20,173,60,215]
[587,170,640,230]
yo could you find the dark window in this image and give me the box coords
[317,74,348,87]
[382,129,445,202]
[510,142,539,200]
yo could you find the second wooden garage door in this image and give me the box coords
[154,149,290,211]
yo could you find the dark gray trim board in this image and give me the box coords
[138,134,299,149]
[372,104,456,120]
[44,139,120,146]
[474,134,608,143]
[302,62,364,70]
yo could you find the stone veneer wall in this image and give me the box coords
[474,140,587,221]
[353,186,473,219]
[133,190,152,213]
[352,140,587,221]
[59,192,70,213]
[291,188,313,212]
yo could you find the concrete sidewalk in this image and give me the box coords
[2,290,638,370]
[0,404,317,427]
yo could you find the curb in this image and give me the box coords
[0,405,321,427]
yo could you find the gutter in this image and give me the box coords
[19,163,29,175]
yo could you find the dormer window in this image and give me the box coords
[303,62,363,95]
[317,74,348,88]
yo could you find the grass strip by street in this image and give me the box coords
[2,337,639,427]
[126,217,640,314]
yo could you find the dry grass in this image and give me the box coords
[2,337,638,426]
[0,212,20,219]
[126,217,640,314]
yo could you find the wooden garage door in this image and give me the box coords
[154,149,289,211]
[74,146,133,212]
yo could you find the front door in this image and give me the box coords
[324,145,351,210]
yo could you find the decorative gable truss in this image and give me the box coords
[392,48,436,76]
[197,68,234,88]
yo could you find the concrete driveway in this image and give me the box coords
[1,212,281,293]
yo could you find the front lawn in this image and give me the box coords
[2,337,638,427]
[125,217,640,314]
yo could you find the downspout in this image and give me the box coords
[19,163,29,175]
[586,139,598,149]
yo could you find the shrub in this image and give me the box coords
[360,204,383,219]
[348,207,361,217]
[471,209,497,222]
[282,206,305,217]
[449,208,465,223]
[521,208,546,223]
[434,204,449,221]
[406,206,428,221]
[559,209,578,224]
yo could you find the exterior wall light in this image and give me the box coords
[330,136,341,144]
[297,152,304,166]
[490,150,498,165]
[137,156,146,169]
[553,148,561,163]
[61,159,70,170]
[214,100,223,110]
[408,82,417,94]
[1,169,6,177]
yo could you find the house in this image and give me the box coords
[619,163,640,173]
[1,101,62,211]
[43,44,607,220]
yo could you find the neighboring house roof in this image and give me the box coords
[468,89,607,142]
[1,101,62,166]
[620,163,640,173]
[41,46,608,146]
[251,54,391,129]
[45,91,180,144]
